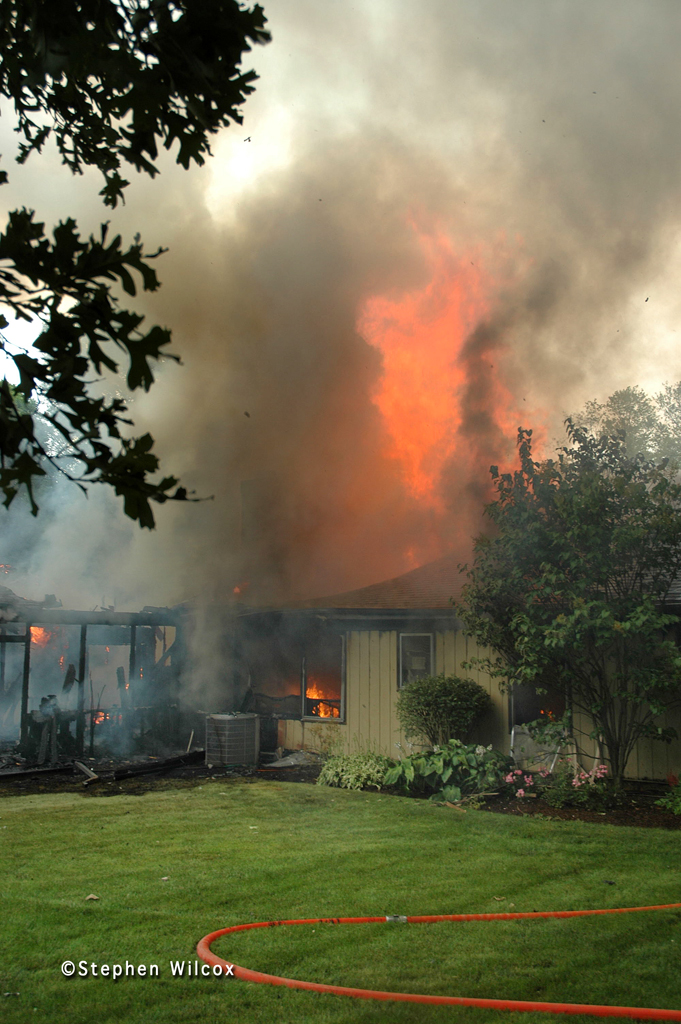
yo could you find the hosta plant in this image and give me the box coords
[384,739,512,803]
[317,752,395,791]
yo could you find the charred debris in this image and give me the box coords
[0,584,335,784]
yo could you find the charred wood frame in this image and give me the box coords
[0,608,184,755]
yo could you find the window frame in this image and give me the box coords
[508,682,567,732]
[398,632,434,689]
[301,632,346,723]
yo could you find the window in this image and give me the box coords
[509,683,566,730]
[302,633,345,721]
[399,633,433,688]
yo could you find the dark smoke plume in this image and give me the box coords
[2,0,681,609]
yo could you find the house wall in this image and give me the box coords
[277,629,509,757]
[572,704,681,781]
[277,626,681,779]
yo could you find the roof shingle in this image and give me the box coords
[290,554,466,610]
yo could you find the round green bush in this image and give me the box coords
[396,673,492,747]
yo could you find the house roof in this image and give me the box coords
[289,554,467,610]
[284,555,681,614]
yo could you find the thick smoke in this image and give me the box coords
[3,0,681,610]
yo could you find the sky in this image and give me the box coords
[3,0,681,609]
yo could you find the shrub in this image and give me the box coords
[524,712,573,750]
[656,781,681,815]
[396,674,493,747]
[384,739,512,803]
[317,752,395,791]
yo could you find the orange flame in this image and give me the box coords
[30,626,54,648]
[306,678,340,718]
[358,226,531,513]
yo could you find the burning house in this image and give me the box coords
[230,554,681,780]
[4,552,680,781]
[233,555,508,757]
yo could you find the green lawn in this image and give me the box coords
[1,779,679,1023]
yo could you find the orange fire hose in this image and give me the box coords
[197,904,681,1019]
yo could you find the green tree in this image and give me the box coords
[0,0,270,525]
[456,424,681,784]
[576,382,681,463]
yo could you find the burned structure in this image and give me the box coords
[4,552,680,781]
[0,586,187,760]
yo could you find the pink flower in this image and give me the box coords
[514,769,522,775]
[524,775,533,786]
[505,774,515,783]
[516,789,525,798]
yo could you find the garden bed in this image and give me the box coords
[2,755,680,828]
[480,793,681,829]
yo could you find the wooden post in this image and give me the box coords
[37,721,49,764]
[129,624,136,697]
[75,624,87,755]
[116,666,127,707]
[19,625,31,748]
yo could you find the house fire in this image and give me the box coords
[3,552,680,783]
[231,554,507,757]
[227,554,681,780]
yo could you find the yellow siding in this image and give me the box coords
[278,719,303,750]
[378,631,393,755]
[571,709,598,769]
[622,704,681,780]
[278,630,510,757]
[564,702,681,780]
[277,630,679,778]
[276,719,341,753]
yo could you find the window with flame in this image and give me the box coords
[399,633,433,688]
[302,634,345,721]
[510,682,565,730]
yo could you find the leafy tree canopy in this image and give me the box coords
[576,381,681,463]
[0,0,270,526]
[457,423,681,783]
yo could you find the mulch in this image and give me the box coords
[479,794,681,830]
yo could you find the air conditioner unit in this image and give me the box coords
[205,714,260,766]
